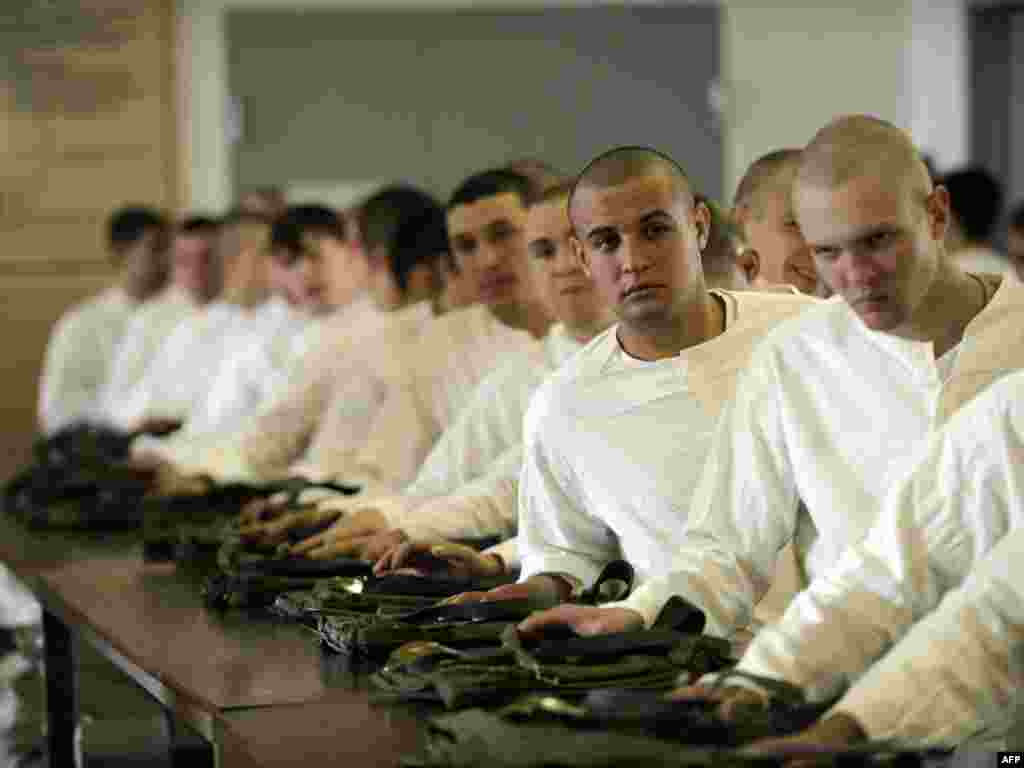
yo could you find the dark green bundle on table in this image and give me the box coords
[373,597,731,710]
[144,477,361,565]
[2,424,150,529]
[405,704,942,768]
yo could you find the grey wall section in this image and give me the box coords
[227,6,721,201]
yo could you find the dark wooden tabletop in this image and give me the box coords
[0,513,428,766]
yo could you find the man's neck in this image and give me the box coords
[564,317,616,345]
[488,299,552,339]
[617,291,725,361]
[898,261,990,358]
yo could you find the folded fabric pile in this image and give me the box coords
[2,424,150,529]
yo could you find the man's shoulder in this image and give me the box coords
[733,292,851,352]
[527,327,619,421]
[547,325,619,385]
[54,288,126,335]
[729,289,821,324]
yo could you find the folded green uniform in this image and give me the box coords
[145,477,360,564]
[2,424,152,529]
[404,706,943,768]
[304,561,636,659]
[373,597,730,710]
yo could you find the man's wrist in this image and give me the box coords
[816,712,869,745]
[528,572,582,602]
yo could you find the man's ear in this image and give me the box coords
[572,236,592,278]
[737,247,761,285]
[928,185,951,242]
[693,201,712,252]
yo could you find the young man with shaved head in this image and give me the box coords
[518,117,1024,738]
[732,148,819,295]
[416,146,817,611]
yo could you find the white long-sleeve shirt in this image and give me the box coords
[38,286,137,434]
[178,298,421,483]
[519,290,816,597]
[613,273,1020,636]
[372,324,586,540]
[344,304,540,492]
[404,324,584,499]
[97,287,194,423]
[186,296,309,435]
[133,297,311,465]
[106,301,251,431]
[735,370,1024,748]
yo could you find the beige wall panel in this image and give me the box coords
[0,0,177,475]
[0,219,110,264]
[27,152,167,218]
[0,272,113,481]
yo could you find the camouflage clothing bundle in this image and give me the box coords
[373,618,732,710]
[2,425,149,529]
[404,706,943,768]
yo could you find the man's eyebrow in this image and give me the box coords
[486,218,516,232]
[584,224,617,241]
[638,209,673,223]
[810,223,901,250]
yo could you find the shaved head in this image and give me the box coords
[733,148,802,221]
[569,146,694,230]
[798,115,932,205]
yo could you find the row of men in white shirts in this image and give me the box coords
[32,113,1024,754]
[238,118,1024,753]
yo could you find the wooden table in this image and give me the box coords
[0,516,425,767]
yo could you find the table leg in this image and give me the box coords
[165,708,215,768]
[43,608,80,767]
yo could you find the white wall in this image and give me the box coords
[907,0,968,172]
[180,0,968,210]
[721,0,911,197]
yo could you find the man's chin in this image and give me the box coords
[852,302,901,332]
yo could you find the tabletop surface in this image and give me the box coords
[0,514,428,766]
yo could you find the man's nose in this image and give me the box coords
[552,244,584,275]
[479,242,503,269]
[619,237,651,273]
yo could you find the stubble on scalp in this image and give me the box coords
[797,115,933,208]
[568,146,694,232]
[733,148,803,222]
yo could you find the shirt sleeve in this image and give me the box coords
[97,313,155,425]
[348,349,440,492]
[610,343,801,634]
[391,445,522,541]
[38,309,104,434]
[834,530,1024,747]
[518,381,620,589]
[484,537,522,572]
[405,366,542,498]
[736,372,1024,734]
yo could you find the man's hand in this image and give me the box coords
[442,582,544,606]
[288,507,389,559]
[130,453,208,496]
[135,418,183,437]
[375,540,506,580]
[238,495,288,527]
[517,604,645,640]
[742,713,868,765]
[297,528,408,562]
[670,683,769,721]
[238,506,340,547]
